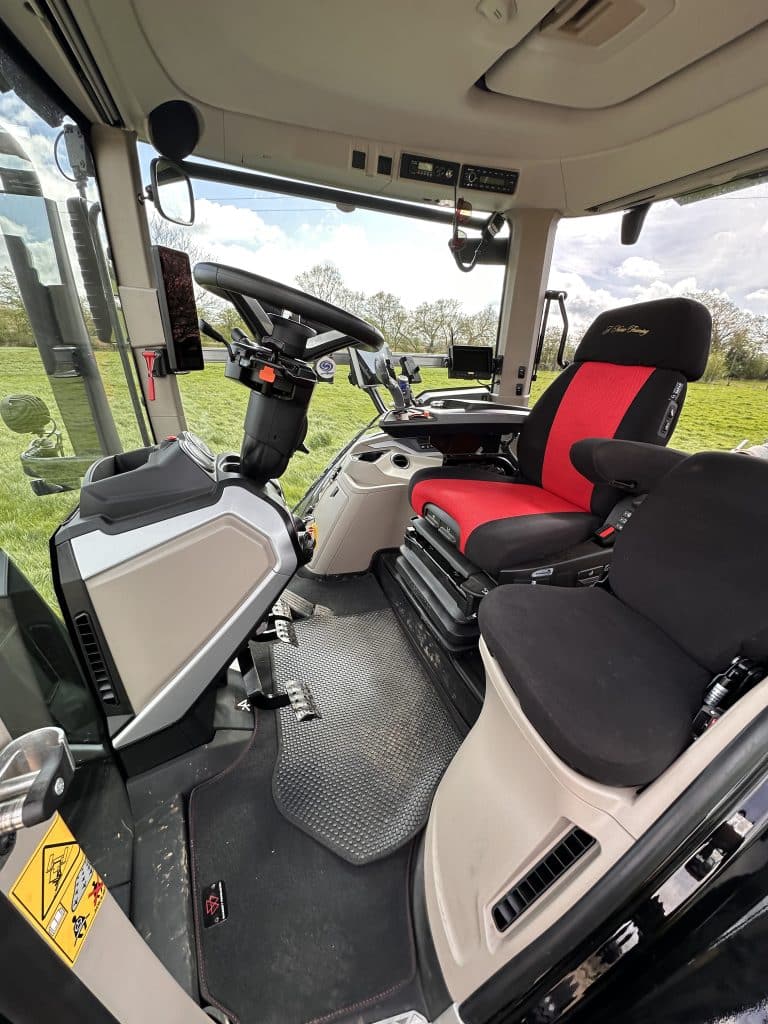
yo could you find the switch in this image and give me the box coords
[377,155,393,175]
[351,149,366,170]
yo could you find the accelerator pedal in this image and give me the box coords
[285,679,321,722]
[235,642,319,722]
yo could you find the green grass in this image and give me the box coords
[1,348,766,609]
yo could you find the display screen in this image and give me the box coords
[349,345,392,388]
[152,245,204,372]
[478,174,507,188]
[448,344,494,380]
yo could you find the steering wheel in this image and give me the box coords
[194,262,383,361]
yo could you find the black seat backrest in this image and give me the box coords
[517,297,712,517]
[611,451,768,673]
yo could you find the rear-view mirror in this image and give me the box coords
[150,157,195,225]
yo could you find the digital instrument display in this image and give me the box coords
[152,245,204,373]
[459,165,519,195]
[400,153,460,186]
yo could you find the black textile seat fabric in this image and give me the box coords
[409,297,712,575]
[479,585,710,786]
[478,451,768,787]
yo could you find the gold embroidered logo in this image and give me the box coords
[602,324,650,336]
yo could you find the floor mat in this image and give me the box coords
[189,714,423,1024]
[271,609,462,865]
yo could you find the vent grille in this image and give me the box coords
[492,827,596,932]
[540,0,643,46]
[74,612,119,706]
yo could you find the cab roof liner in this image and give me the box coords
[5,0,768,215]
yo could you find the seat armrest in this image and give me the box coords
[570,438,689,493]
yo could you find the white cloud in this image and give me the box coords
[616,256,662,280]
[746,288,768,302]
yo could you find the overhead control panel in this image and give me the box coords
[400,153,460,187]
[398,153,519,195]
[460,165,519,195]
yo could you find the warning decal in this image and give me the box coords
[10,813,107,965]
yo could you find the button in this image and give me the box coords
[259,365,277,383]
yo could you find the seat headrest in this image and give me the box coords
[573,297,712,381]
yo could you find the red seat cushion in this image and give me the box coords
[410,478,587,554]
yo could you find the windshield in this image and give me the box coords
[138,144,507,502]
[544,181,768,452]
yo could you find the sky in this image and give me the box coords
[138,139,768,334]
[1,78,767,336]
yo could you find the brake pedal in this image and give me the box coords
[285,679,320,722]
[271,598,298,646]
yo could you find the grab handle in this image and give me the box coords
[0,728,74,836]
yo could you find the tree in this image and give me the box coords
[686,289,751,354]
[408,301,447,352]
[149,216,219,318]
[0,267,32,345]
[459,303,499,347]
[295,262,350,306]
[363,291,409,348]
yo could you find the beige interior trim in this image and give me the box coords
[14,0,764,214]
[497,210,559,404]
[307,432,441,576]
[90,125,185,438]
[425,638,768,1003]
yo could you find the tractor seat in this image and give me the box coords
[409,297,712,574]
[478,450,768,787]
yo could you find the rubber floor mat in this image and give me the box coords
[272,609,462,865]
[189,714,423,1024]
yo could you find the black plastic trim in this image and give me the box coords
[492,828,596,932]
[0,18,90,130]
[51,537,134,721]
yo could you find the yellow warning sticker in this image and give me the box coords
[9,813,107,965]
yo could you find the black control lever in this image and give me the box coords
[199,318,235,359]
[231,327,251,347]
[375,355,405,412]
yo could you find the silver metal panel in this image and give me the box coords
[70,487,297,750]
[71,486,295,580]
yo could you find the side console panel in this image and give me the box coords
[52,437,300,750]
[306,432,441,576]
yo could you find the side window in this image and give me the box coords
[544,187,768,451]
[0,48,150,615]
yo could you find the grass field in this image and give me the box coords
[1,347,766,608]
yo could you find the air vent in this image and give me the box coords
[74,612,119,706]
[540,0,644,46]
[492,827,596,932]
